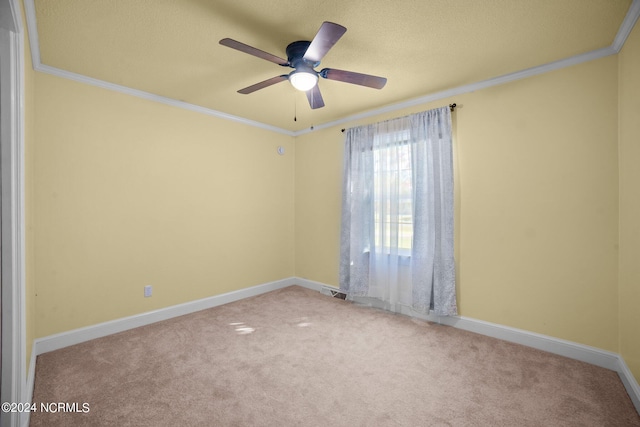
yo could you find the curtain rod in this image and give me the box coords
[341,103,457,132]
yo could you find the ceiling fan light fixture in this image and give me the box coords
[289,70,318,91]
[220,22,386,108]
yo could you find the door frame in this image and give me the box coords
[0,1,26,426]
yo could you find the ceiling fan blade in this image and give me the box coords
[303,22,347,63]
[238,75,288,94]
[305,85,325,109]
[220,38,289,66]
[321,68,387,89]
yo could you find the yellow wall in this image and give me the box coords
[32,73,295,337]
[619,21,640,381]
[294,126,343,286]
[296,56,620,352]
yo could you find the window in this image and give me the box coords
[339,106,457,316]
[372,137,413,255]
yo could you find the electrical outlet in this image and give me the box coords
[144,285,152,298]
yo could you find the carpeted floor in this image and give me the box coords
[31,285,640,426]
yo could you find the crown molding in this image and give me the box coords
[613,0,640,52]
[294,45,618,136]
[33,64,295,136]
[22,0,38,65]
[22,0,293,136]
[23,0,640,136]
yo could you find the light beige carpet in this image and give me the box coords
[31,285,640,426]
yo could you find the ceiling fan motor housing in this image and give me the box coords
[285,41,320,68]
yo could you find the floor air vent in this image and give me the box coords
[321,286,347,300]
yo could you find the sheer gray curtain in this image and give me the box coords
[339,106,457,316]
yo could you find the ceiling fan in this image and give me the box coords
[219,22,387,109]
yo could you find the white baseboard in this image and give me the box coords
[618,356,640,413]
[295,278,640,413]
[439,314,640,412]
[439,316,621,369]
[294,277,336,293]
[28,276,640,415]
[26,277,299,419]
[34,277,297,356]
[20,348,37,427]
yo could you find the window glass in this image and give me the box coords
[372,138,413,253]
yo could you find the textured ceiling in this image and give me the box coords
[32,0,632,132]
